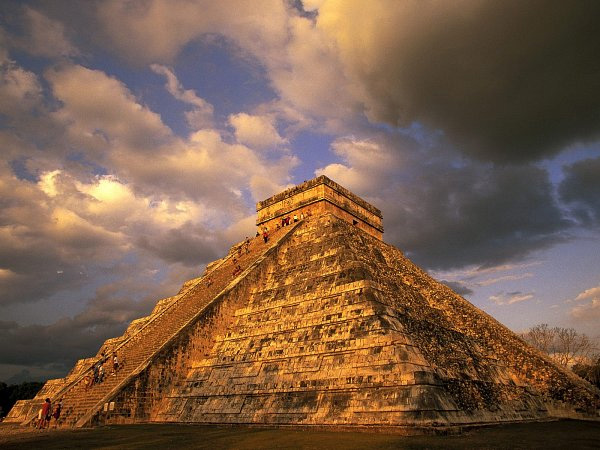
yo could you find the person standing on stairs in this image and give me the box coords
[112,353,119,375]
[37,398,51,429]
[52,399,62,427]
[93,363,100,384]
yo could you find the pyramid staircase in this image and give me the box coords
[19,222,301,428]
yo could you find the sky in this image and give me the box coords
[0,0,599,383]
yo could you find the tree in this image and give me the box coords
[521,324,597,368]
[0,381,44,418]
[553,327,594,367]
[521,323,555,354]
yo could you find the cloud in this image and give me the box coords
[42,63,297,207]
[476,273,534,288]
[0,164,121,307]
[18,7,80,58]
[0,276,176,378]
[96,0,291,65]
[490,291,534,306]
[136,222,218,267]
[229,112,287,150]
[0,57,43,117]
[14,1,600,162]
[559,156,600,226]
[314,0,600,161]
[150,64,214,129]
[46,63,172,154]
[569,284,600,323]
[0,59,299,314]
[92,1,357,135]
[441,280,473,297]
[317,134,571,270]
[574,286,600,302]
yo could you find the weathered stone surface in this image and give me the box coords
[257,175,383,240]
[10,177,600,431]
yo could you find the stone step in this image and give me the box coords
[50,223,303,427]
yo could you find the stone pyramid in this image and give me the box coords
[8,176,599,431]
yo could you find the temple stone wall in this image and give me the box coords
[256,176,383,240]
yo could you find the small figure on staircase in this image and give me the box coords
[245,237,250,254]
[112,353,119,375]
[52,399,62,427]
[263,230,269,243]
[232,264,242,277]
[93,364,100,384]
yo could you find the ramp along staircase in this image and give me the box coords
[22,221,302,428]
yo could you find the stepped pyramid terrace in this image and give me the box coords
[6,176,600,432]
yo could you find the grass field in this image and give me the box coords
[1,419,599,449]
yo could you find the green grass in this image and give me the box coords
[1,420,599,449]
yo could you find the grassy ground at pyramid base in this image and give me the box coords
[1,420,599,449]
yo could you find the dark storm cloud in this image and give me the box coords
[386,163,571,270]
[136,222,219,267]
[559,156,600,226]
[441,280,473,297]
[0,282,167,380]
[328,0,600,162]
[0,169,109,306]
[320,131,573,271]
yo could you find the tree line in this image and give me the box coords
[520,323,600,389]
[0,381,44,419]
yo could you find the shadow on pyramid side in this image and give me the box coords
[7,177,599,432]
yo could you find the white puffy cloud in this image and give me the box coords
[43,64,297,208]
[570,285,600,322]
[93,1,356,135]
[0,58,43,116]
[490,292,534,306]
[316,137,404,197]
[20,7,80,58]
[229,112,286,150]
[150,64,214,129]
[94,0,600,158]
[574,286,600,303]
[96,0,290,65]
[47,64,172,156]
[0,57,300,318]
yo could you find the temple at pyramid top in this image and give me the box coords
[256,175,384,239]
